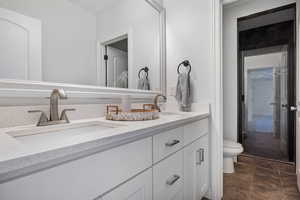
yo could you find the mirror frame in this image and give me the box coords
[0,0,166,106]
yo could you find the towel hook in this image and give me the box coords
[138,67,149,79]
[177,60,191,75]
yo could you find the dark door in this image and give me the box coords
[237,5,296,162]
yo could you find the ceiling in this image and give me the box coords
[69,0,122,13]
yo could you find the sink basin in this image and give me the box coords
[7,121,124,138]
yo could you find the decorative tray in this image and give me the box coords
[106,104,159,121]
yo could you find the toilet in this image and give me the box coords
[223,140,244,173]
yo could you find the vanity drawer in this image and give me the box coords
[153,127,184,163]
[153,151,184,200]
[0,137,152,200]
[184,118,209,146]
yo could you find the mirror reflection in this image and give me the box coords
[0,0,161,91]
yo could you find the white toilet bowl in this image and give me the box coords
[223,140,243,174]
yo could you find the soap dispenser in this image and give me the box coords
[121,95,131,112]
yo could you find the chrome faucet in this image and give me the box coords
[50,89,67,121]
[154,94,167,112]
[29,89,75,126]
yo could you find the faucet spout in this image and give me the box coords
[154,94,167,112]
[50,89,67,121]
[29,88,75,126]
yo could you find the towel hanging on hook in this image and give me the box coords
[176,60,192,112]
[138,67,149,80]
[177,60,191,75]
[138,67,150,90]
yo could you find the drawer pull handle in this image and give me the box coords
[196,150,201,165]
[166,175,180,186]
[165,140,180,147]
[200,148,205,162]
[196,148,205,165]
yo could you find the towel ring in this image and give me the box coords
[138,67,149,79]
[177,60,191,75]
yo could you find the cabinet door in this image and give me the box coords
[0,138,152,200]
[102,169,152,200]
[183,134,209,200]
[153,151,184,200]
[198,134,209,197]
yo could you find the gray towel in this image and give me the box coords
[117,71,128,88]
[137,76,150,90]
[175,72,192,112]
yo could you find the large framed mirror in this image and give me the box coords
[0,0,166,103]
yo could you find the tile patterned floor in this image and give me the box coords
[223,156,300,200]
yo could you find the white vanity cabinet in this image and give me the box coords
[102,118,209,200]
[0,117,210,200]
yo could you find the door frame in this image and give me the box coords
[215,0,300,198]
[97,32,133,87]
[211,0,223,199]
[237,4,297,162]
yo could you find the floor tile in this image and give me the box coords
[223,155,299,200]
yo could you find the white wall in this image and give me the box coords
[164,0,213,103]
[0,0,98,85]
[96,0,160,90]
[0,104,105,128]
[223,0,296,142]
[0,102,148,129]
[163,0,216,198]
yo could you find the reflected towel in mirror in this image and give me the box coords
[117,71,128,88]
[138,74,150,90]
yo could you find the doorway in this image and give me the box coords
[237,4,297,162]
[103,36,129,88]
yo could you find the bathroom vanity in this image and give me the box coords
[0,111,210,200]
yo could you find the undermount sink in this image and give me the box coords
[6,121,124,139]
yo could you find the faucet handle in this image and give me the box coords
[60,108,76,123]
[28,110,49,126]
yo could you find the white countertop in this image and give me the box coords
[0,109,209,183]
